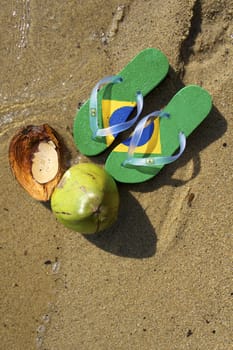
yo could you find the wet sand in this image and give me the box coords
[0,0,233,349]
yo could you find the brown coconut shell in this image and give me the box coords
[9,124,68,201]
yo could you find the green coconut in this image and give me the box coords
[51,163,120,233]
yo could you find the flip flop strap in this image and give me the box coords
[122,112,186,167]
[89,76,143,138]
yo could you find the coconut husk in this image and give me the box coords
[9,124,68,201]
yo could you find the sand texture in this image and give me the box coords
[0,0,233,349]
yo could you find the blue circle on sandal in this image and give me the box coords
[109,106,154,145]
[122,123,154,147]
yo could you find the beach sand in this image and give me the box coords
[0,0,232,349]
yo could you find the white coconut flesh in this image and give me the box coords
[31,141,59,184]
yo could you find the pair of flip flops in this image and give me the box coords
[73,48,212,183]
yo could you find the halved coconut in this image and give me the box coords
[9,124,68,201]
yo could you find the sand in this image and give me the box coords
[0,0,232,349]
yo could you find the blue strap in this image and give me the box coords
[89,75,143,138]
[122,112,186,168]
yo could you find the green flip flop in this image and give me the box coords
[73,48,169,156]
[105,85,212,183]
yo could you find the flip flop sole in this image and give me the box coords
[105,85,212,183]
[73,48,169,156]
